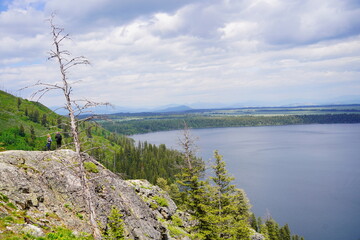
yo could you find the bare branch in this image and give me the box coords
[24,14,106,239]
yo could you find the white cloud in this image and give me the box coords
[0,0,359,108]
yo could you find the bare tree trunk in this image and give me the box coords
[50,19,102,240]
[24,16,104,239]
[179,122,196,170]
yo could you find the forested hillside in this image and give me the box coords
[0,90,182,183]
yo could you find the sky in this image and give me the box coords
[0,0,360,111]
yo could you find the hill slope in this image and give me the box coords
[0,90,183,184]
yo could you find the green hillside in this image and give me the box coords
[0,90,182,184]
[0,90,64,150]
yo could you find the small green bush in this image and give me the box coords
[104,206,125,240]
[64,203,73,211]
[171,214,183,227]
[6,202,17,210]
[149,202,158,210]
[0,192,9,202]
[152,196,168,207]
[168,225,187,238]
[76,213,84,220]
[45,227,93,240]
[84,162,99,173]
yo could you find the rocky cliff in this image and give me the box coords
[0,150,190,239]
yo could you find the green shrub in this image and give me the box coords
[149,202,158,210]
[168,225,188,238]
[45,227,93,240]
[64,203,73,211]
[84,162,99,173]
[6,202,17,210]
[104,206,125,240]
[171,214,183,227]
[76,213,84,220]
[0,192,9,202]
[152,196,168,207]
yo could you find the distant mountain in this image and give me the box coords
[156,105,193,113]
[50,105,152,115]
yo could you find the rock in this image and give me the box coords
[0,150,191,239]
[250,229,265,240]
[7,224,45,238]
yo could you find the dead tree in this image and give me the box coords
[178,122,198,170]
[25,16,106,239]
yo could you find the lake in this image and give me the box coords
[131,124,360,240]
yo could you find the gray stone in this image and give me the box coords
[0,150,191,239]
[7,224,45,238]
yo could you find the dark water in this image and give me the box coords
[131,124,360,240]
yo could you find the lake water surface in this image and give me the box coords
[131,124,360,240]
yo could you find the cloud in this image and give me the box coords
[0,0,359,108]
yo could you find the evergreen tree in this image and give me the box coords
[291,235,304,240]
[104,206,125,240]
[259,223,270,240]
[210,150,251,239]
[31,109,40,123]
[188,179,217,240]
[250,213,259,232]
[19,125,25,137]
[234,219,252,240]
[17,98,22,110]
[265,218,280,240]
[41,114,48,126]
[233,188,251,219]
[156,177,170,192]
[30,126,36,142]
[175,125,216,239]
[279,224,291,240]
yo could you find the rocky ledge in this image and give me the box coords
[0,150,190,239]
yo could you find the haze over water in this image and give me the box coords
[132,124,360,240]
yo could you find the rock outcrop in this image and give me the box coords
[0,150,190,239]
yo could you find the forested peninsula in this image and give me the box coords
[99,107,360,135]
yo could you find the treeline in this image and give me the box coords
[88,132,184,183]
[100,114,360,135]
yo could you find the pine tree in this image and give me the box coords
[210,150,251,239]
[17,98,22,110]
[279,224,291,240]
[265,218,280,240]
[30,126,36,141]
[259,223,270,240]
[104,206,125,240]
[175,124,216,239]
[32,110,40,123]
[250,213,259,231]
[19,125,25,137]
[41,114,48,126]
